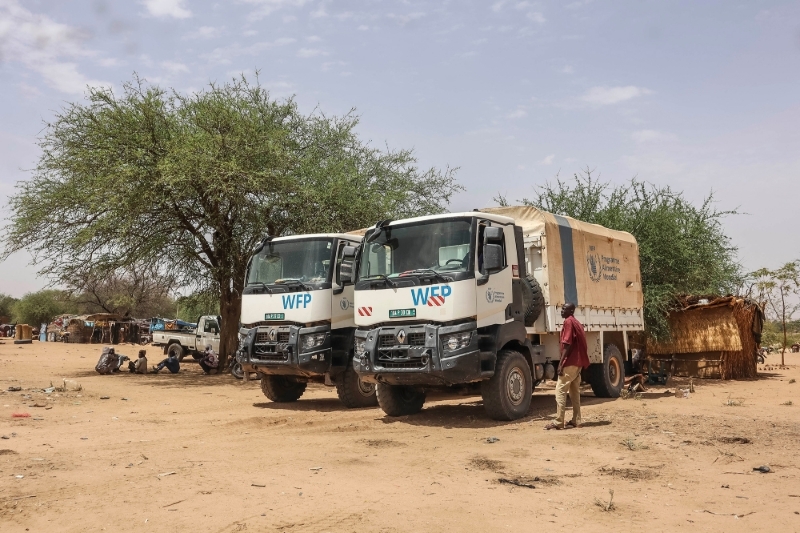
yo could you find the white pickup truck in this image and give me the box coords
[151,315,221,361]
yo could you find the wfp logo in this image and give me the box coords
[339,297,351,311]
[587,248,602,283]
[411,285,452,307]
[282,293,312,309]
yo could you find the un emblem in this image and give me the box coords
[340,297,351,310]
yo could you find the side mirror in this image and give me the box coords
[484,226,504,243]
[339,245,358,285]
[483,244,503,273]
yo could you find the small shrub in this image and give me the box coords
[781,400,793,406]
[621,437,649,451]
[594,489,616,511]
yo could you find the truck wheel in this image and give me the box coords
[230,360,244,380]
[587,343,625,398]
[481,349,532,421]
[260,375,307,402]
[376,384,425,416]
[336,362,378,408]
[167,343,185,362]
[521,275,545,326]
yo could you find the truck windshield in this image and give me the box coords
[247,239,333,286]
[359,219,473,279]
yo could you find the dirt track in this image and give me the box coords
[1,341,799,533]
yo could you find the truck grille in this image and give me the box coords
[256,331,290,343]
[377,349,428,369]
[253,343,289,362]
[378,333,426,347]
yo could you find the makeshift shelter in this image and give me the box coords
[647,296,763,379]
[63,313,140,344]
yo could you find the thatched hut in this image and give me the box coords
[647,296,763,379]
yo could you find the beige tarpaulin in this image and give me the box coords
[481,206,643,310]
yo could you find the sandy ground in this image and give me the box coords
[1,341,799,533]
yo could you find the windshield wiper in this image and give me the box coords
[400,269,454,283]
[276,278,314,291]
[249,282,273,294]
[363,274,396,288]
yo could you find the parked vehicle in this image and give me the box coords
[151,316,221,361]
[346,206,645,420]
[239,233,376,407]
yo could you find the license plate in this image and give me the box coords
[389,308,416,318]
[264,313,285,320]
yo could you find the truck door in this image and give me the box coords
[198,317,221,352]
[331,239,356,330]
[475,221,514,328]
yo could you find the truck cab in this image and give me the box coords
[239,233,376,408]
[347,207,644,420]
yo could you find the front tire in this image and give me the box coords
[336,361,378,408]
[376,384,425,416]
[587,343,625,398]
[230,360,244,379]
[481,349,532,420]
[260,375,307,402]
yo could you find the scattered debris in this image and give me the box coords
[701,510,755,518]
[309,467,323,471]
[594,489,615,511]
[789,379,796,384]
[717,437,751,444]
[470,456,505,472]
[498,477,536,489]
[599,466,657,481]
[12,413,30,418]
[100,396,110,400]
[163,499,185,508]
[781,400,793,406]
[486,436,500,443]
[0,449,18,455]
[8,386,22,392]
[357,439,405,448]
[620,437,649,451]
[753,465,771,473]
[158,471,176,477]
[251,484,266,488]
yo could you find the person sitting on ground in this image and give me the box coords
[128,350,148,374]
[198,344,219,375]
[152,352,180,374]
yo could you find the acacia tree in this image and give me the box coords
[497,168,741,339]
[3,74,461,363]
[67,264,176,318]
[749,262,800,365]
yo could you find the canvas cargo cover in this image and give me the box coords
[481,206,643,310]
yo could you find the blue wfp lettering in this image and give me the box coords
[281,294,312,309]
[410,285,452,306]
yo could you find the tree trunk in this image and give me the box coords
[218,280,243,368]
[781,290,786,366]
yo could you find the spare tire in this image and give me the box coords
[521,275,544,326]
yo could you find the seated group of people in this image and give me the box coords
[96,345,220,375]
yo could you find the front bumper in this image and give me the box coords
[353,321,480,386]
[241,324,331,378]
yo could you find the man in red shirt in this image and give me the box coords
[545,303,590,430]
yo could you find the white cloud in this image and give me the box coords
[141,0,192,19]
[203,38,296,64]
[631,130,676,143]
[526,11,546,23]
[506,108,527,119]
[560,65,574,74]
[357,25,369,31]
[243,0,310,21]
[0,0,110,94]
[306,35,322,42]
[183,26,220,40]
[540,154,555,165]
[160,60,189,73]
[581,85,651,105]
[297,48,327,58]
[491,1,506,12]
[387,12,426,25]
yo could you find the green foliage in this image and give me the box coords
[175,293,219,323]
[504,169,741,339]
[3,73,461,358]
[747,262,800,361]
[11,290,74,326]
[0,293,18,321]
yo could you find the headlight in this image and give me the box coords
[441,331,473,353]
[301,332,327,352]
[354,338,366,354]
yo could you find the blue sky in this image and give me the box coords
[1,0,799,296]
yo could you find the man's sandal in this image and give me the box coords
[566,421,582,429]
[544,422,563,430]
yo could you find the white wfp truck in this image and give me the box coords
[238,234,377,408]
[152,316,221,361]
[345,206,644,420]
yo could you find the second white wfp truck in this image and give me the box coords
[238,234,377,408]
[345,206,645,420]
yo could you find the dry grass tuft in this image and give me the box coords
[620,436,649,451]
[594,489,616,511]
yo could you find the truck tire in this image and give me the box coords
[481,349,532,420]
[376,384,425,416]
[521,275,545,326]
[260,375,306,402]
[587,343,625,398]
[230,360,244,379]
[167,343,185,362]
[336,361,378,408]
